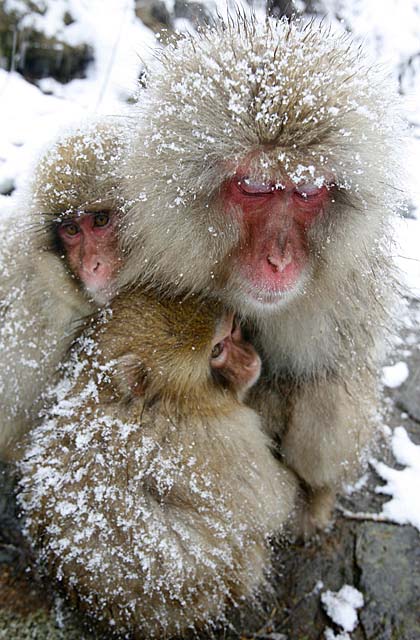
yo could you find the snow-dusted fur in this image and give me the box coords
[122,17,405,526]
[0,121,128,454]
[18,292,297,638]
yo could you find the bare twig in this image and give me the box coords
[337,505,399,525]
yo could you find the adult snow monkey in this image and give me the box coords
[121,17,404,533]
[0,121,128,455]
[18,292,298,639]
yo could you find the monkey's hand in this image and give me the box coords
[298,486,336,540]
[281,376,376,537]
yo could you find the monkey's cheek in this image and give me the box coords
[231,344,262,390]
[243,354,262,389]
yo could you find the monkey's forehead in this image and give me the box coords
[147,18,377,134]
[133,17,400,191]
[30,120,132,218]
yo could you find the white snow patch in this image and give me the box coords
[372,427,420,531]
[321,585,364,633]
[382,361,409,388]
[0,0,156,207]
[393,216,420,298]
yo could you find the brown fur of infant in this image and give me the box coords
[17,291,298,639]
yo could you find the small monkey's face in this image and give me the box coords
[109,296,261,406]
[210,312,261,394]
[57,211,121,304]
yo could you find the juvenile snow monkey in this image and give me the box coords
[0,122,128,453]
[18,291,298,638]
[122,16,404,533]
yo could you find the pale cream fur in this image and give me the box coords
[121,17,405,529]
[0,121,128,454]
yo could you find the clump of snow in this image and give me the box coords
[0,194,14,220]
[17,0,87,46]
[372,427,420,531]
[382,361,409,388]
[340,427,420,531]
[321,584,364,634]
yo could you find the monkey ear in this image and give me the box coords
[114,353,147,399]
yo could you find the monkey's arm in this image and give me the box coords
[280,373,377,531]
[0,245,92,456]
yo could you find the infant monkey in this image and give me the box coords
[18,292,298,638]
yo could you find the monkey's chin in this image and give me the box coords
[235,269,311,316]
[85,285,115,307]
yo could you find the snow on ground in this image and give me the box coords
[373,427,420,531]
[0,0,155,201]
[394,215,420,298]
[342,428,420,534]
[382,361,410,388]
[321,584,364,638]
[33,0,156,109]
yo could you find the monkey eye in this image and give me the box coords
[61,222,80,237]
[94,212,110,227]
[294,183,325,200]
[236,177,275,196]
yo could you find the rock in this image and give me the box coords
[0,609,94,640]
[391,298,420,423]
[135,0,173,33]
[398,366,420,422]
[0,176,15,197]
[174,0,213,28]
[265,524,362,640]
[0,1,93,84]
[267,0,317,18]
[356,523,420,640]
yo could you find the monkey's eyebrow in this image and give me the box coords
[31,210,81,223]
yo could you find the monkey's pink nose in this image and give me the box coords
[266,246,293,274]
[81,259,113,291]
[267,255,280,272]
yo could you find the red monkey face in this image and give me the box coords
[57,211,120,304]
[222,173,331,307]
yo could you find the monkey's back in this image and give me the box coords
[17,296,296,638]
